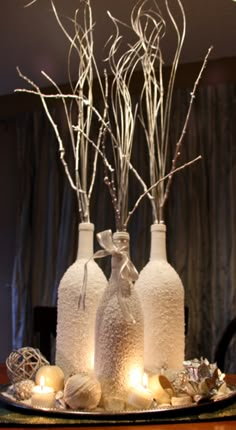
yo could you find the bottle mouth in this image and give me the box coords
[113,231,130,241]
[79,222,94,232]
[151,223,166,233]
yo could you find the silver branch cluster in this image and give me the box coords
[16,0,212,229]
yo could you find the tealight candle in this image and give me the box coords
[148,374,174,404]
[127,384,153,410]
[31,377,55,409]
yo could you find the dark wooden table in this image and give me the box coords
[1,363,236,429]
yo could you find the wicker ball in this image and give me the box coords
[6,347,49,383]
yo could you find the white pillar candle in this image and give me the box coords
[31,377,55,409]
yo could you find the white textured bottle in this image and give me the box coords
[94,231,144,402]
[56,222,107,380]
[136,223,185,371]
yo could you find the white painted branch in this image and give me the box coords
[161,46,213,213]
[124,155,202,229]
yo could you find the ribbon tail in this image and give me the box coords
[78,259,90,310]
[120,255,139,283]
[118,287,136,324]
[78,249,110,310]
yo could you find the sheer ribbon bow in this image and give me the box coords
[79,230,139,322]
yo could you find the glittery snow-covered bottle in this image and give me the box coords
[55,222,107,380]
[136,223,185,372]
[94,231,144,403]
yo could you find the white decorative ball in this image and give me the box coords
[64,373,101,410]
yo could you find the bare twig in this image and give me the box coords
[24,0,38,6]
[124,155,202,228]
[162,46,213,211]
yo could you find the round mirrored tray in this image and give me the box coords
[0,383,236,420]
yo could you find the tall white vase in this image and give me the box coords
[136,223,185,372]
[55,222,107,380]
[94,231,144,403]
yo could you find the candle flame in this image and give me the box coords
[40,375,45,390]
[129,367,143,387]
[143,373,149,388]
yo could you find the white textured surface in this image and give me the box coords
[55,258,106,380]
[136,224,185,371]
[94,262,144,400]
[136,258,185,370]
[64,373,102,410]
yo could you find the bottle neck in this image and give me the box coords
[77,222,94,259]
[111,231,132,298]
[113,231,130,249]
[111,231,130,272]
[150,223,167,260]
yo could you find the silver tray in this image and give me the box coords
[1,383,236,420]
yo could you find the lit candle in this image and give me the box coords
[127,374,153,410]
[31,376,55,409]
[148,374,173,404]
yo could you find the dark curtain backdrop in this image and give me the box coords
[11,82,236,372]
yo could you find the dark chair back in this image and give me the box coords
[34,306,57,363]
[214,317,236,372]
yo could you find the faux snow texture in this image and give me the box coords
[56,223,107,380]
[94,232,144,401]
[136,224,185,371]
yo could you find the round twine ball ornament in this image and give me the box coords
[6,347,49,383]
